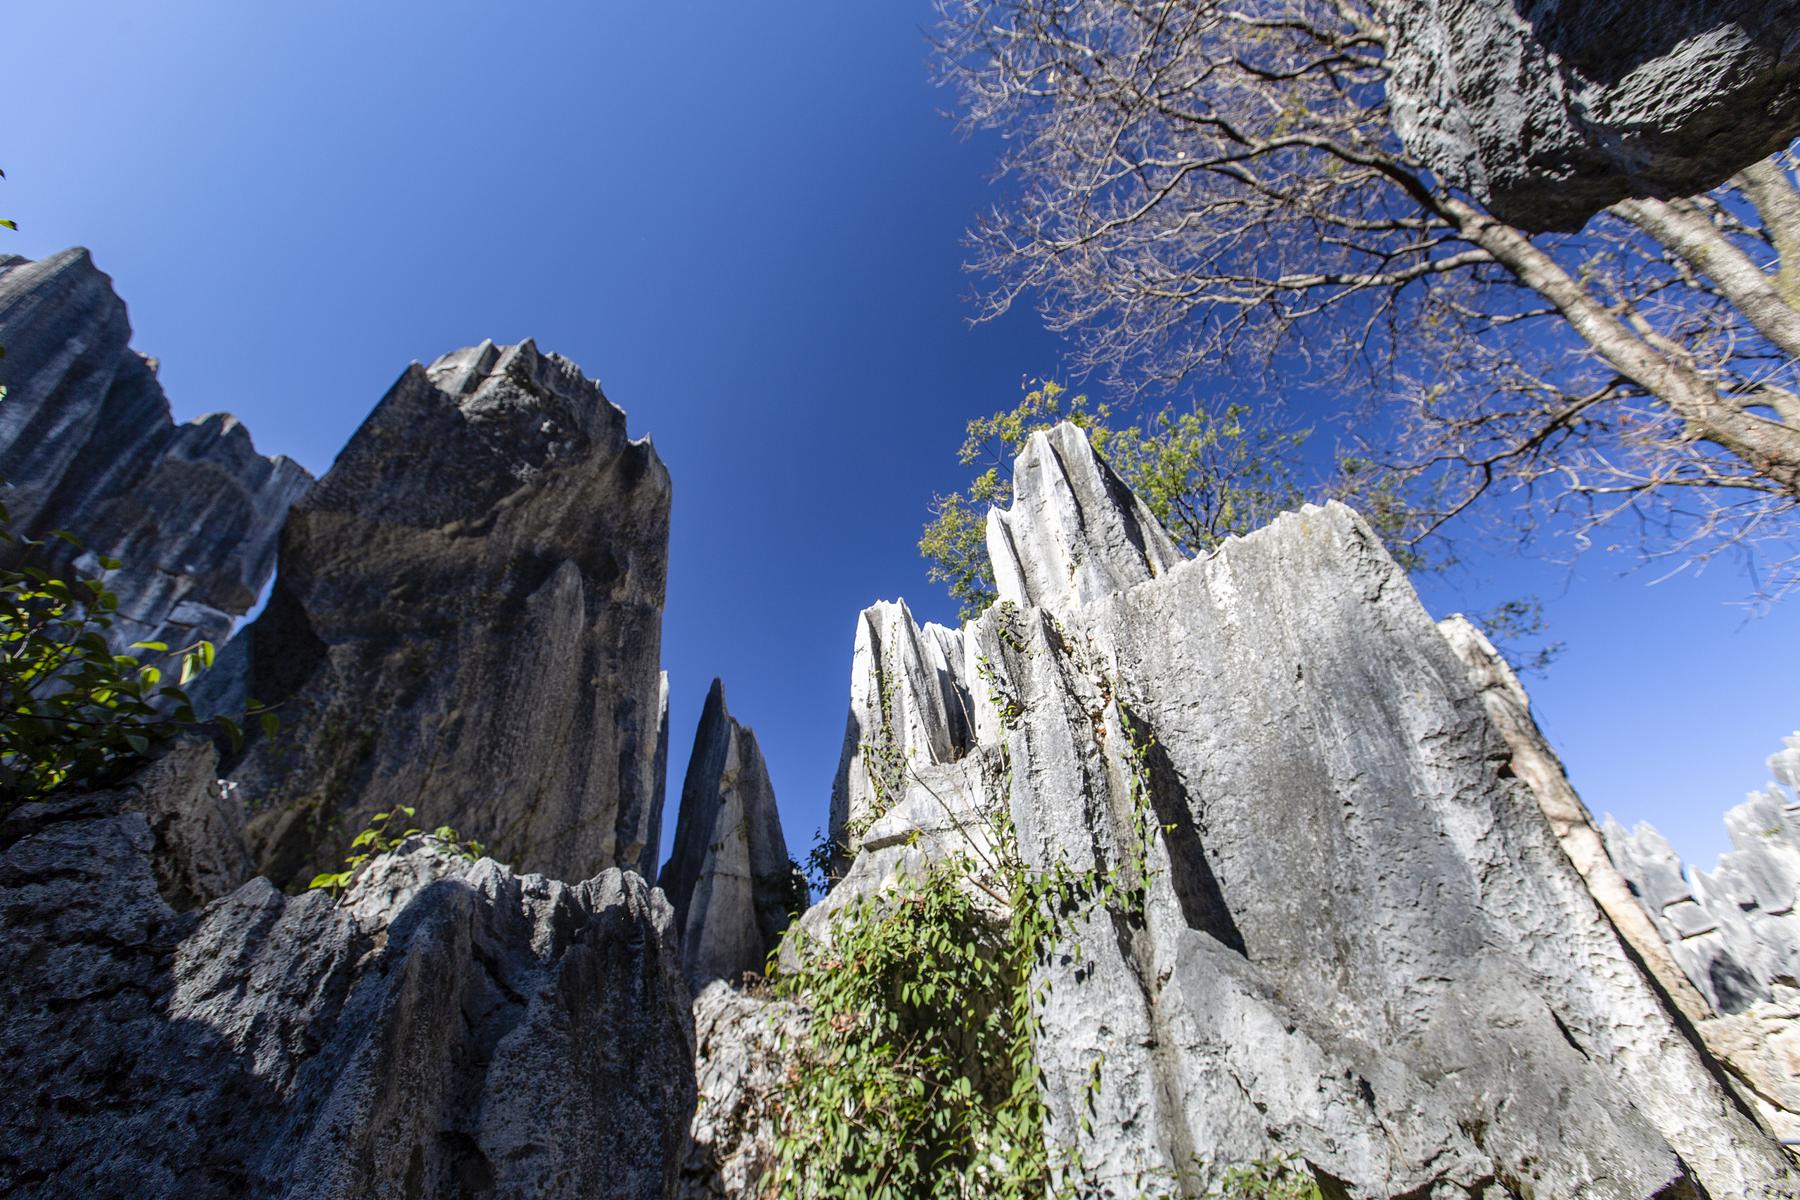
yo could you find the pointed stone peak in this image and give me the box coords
[827,598,985,856]
[985,421,1184,613]
[660,680,795,989]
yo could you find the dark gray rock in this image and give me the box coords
[0,248,311,650]
[0,770,695,1200]
[660,680,796,989]
[1379,0,1800,230]
[202,339,671,888]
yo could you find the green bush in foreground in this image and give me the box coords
[0,500,272,813]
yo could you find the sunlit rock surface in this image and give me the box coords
[1605,731,1800,1142]
[1380,0,1800,230]
[658,680,796,989]
[0,762,695,1200]
[0,248,310,650]
[200,339,671,888]
[764,424,1795,1197]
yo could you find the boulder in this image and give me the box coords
[0,768,695,1200]
[202,339,671,888]
[658,680,797,989]
[1379,0,1800,230]
[0,248,311,650]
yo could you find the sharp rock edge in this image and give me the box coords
[659,679,796,991]
[196,338,673,889]
[0,248,312,651]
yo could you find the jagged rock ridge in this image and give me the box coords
[708,423,1795,1199]
[1603,733,1800,1142]
[1378,0,1800,231]
[0,248,311,650]
[658,679,796,989]
[202,339,672,888]
[0,743,695,1200]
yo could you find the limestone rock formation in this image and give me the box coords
[0,248,311,650]
[1603,732,1800,1140]
[202,339,671,888]
[1605,739,1800,1015]
[1379,0,1800,230]
[658,680,797,989]
[676,982,806,1200]
[787,424,1794,1197]
[0,765,695,1200]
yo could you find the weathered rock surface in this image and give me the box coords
[1438,614,1714,1024]
[1606,735,1800,1015]
[1604,731,1800,1141]
[0,768,695,1200]
[201,339,671,888]
[0,248,311,649]
[675,982,806,1200]
[1379,0,1800,230]
[658,680,796,989]
[794,425,1794,1197]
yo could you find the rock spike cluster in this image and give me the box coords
[1601,732,1800,1141]
[0,248,311,650]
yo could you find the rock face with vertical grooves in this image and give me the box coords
[0,759,696,1200]
[203,339,671,889]
[0,249,311,650]
[1377,0,1800,231]
[1437,614,1714,1024]
[658,680,796,989]
[786,424,1795,1197]
[1604,731,1800,1140]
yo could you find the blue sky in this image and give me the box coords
[8,1,1795,872]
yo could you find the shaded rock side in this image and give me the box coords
[799,424,1793,1197]
[0,770,695,1200]
[203,339,671,888]
[0,248,312,649]
[1379,0,1800,230]
[658,680,796,989]
[1604,731,1800,1141]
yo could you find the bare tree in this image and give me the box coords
[935,0,1800,596]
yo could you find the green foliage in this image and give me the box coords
[0,501,272,811]
[1215,1156,1324,1199]
[921,380,1306,620]
[765,839,1074,1199]
[306,804,487,899]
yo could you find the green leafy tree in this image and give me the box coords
[921,379,1306,620]
[0,501,271,814]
